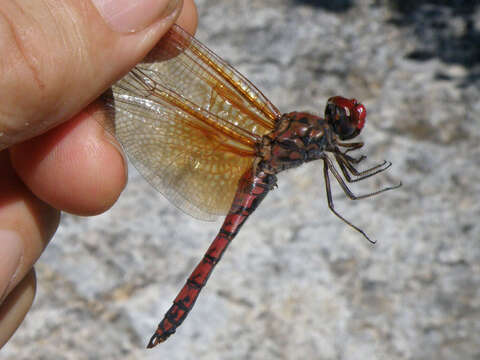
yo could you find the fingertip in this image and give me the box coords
[176,0,198,35]
[10,102,127,216]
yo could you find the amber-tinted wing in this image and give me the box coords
[103,25,281,220]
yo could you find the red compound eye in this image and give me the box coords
[352,102,366,131]
[325,96,367,140]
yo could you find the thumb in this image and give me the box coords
[0,0,185,149]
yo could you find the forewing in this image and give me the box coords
[141,25,281,137]
[103,25,280,219]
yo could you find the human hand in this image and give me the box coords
[0,0,197,348]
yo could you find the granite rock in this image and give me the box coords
[3,0,480,359]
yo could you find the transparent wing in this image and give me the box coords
[103,25,281,220]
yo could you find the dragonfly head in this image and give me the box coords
[325,96,366,140]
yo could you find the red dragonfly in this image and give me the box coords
[103,24,400,348]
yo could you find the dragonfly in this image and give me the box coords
[102,24,400,348]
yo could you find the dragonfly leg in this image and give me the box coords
[324,156,400,200]
[333,142,366,164]
[336,141,364,152]
[322,158,375,244]
[335,154,393,182]
[342,153,367,164]
[147,170,276,348]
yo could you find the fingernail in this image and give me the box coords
[92,0,180,33]
[0,230,23,304]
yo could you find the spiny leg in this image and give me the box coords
[325,156,400,200]
[322,158,375,244]
[339,142,366,164]
[335,153,393,182]
[336,141,364,152]
[335,141,369,164]
[341,152,367,164]
[339,153,390,176]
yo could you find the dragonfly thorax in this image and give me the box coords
[257,112,329,174]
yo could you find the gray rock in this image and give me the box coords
[4,0,480,359]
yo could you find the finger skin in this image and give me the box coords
[0,151,59,294]
[177,0,198,34]
[8,0,198,216]
[0,0,184,149]
[0,0,198,348]
[0,269,36,348]
[9,101,127,215]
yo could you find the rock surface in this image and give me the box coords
[4,0,480,359]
